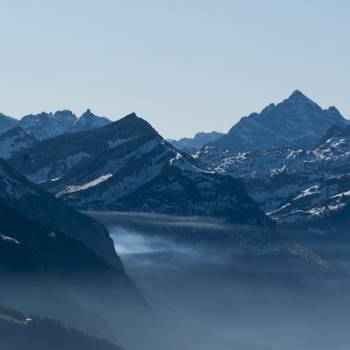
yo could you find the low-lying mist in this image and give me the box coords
[89,211,350,350]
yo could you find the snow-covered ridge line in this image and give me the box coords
[196,128,350,228]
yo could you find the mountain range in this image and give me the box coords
[0,109,111,152]
[8,113,269,225]
[212,90,349,152]
[196,125,350,234]
[167,131,223,151]
[3,90,349,231]
[0,153,330,349]
[1,89,349,348]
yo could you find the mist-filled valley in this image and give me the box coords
[2,2,350,348]
[89,211,350,350]
[1,61,350,349]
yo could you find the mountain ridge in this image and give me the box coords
[167,131,224,151]
[0,157,157,349]
[0,109,112,141]
[212,90,350,152]
[196,124,350,233]
[8,113,271,225]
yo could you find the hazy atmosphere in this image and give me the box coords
[0,0,350,137]
[1,2,350,350]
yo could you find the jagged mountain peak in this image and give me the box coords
[278,89,320,111]
[24,111,51,118]
[213,91,349,152]
[260,102,276,114]
[117,112,142,123]
[79,108,95,118]
[105,112,162,141]
[261,90,317,114]
[77,108,104,122]
[122,112,140,120]
[9,108,112,140]
[74,109,111,131]
[53,110,77,120]
[326,105,340,113]
[114,112,156,129]
[288,89,311,101]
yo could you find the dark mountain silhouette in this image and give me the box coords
[213,90,349,152]
[0,306,122,350]
[0,157,160,350]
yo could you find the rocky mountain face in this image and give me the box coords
[17,110,78,140]
[167,131,223,151]
[0,157,120,267]
[74,109,111,132]
[0,127,38,159]
[196,125,350,233]
[15,109,111,140]
[0,113,17,134]
[213,90,349,152]
[0,109,111,142]
[9,114,270,225]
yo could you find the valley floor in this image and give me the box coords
[89,211,350,350]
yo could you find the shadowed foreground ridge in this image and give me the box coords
[0,306,122,350]
[0,157,162,350]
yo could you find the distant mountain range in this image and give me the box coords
[8,113,270,225]
[0,109,111,140]
[165,90,349,154]
[213,90,349,152]
[196,125,350,234]
[167,131,223,151]
[1,90,349,348]
[0,109,111,158]
[2,90,349,232]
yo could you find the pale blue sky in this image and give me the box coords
[0,0,349,138]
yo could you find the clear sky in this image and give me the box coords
[0,0,349,138]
